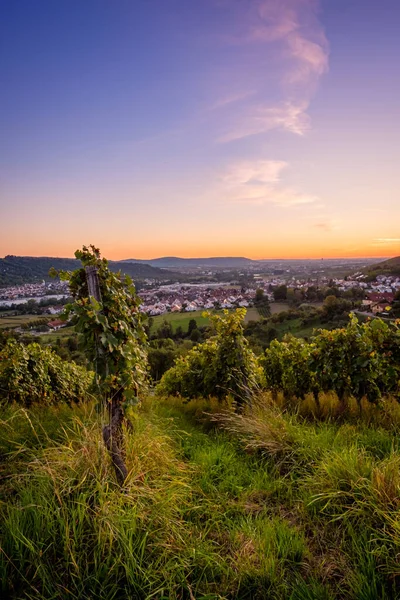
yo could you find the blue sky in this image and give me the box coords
[1,0,400,258]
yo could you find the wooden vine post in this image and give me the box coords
[53,245,148,487]
[85,264,127,485]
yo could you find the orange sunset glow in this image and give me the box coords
[1,1,399,261]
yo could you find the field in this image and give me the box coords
[39,325,75,343]
[270,302,290,314]
[150,306,263,333]
[0,314,47,330]
[0,305,291,336]
[2,396,400,599]
[270,316,332,340]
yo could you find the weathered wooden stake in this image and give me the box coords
[85,265,127,486]
[85,265,102,304]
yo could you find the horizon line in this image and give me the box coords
[1,253,393,262]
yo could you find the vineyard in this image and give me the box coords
[1,248,400,599]
[158,309,400,415]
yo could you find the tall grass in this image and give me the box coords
[2,397,400,598]
[1,404,198,599]
[206,396,400,598]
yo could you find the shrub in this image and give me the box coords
[0,340,92,406]
[157,309,264,407]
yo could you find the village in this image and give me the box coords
[0,280,69,304]
[139,273,400,316]
[1,270,399,330]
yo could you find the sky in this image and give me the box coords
[1,0,400,260]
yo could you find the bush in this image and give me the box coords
[157,309,264,407]
[260,335,316,403]
[259,315,400,408]
[0,340,92,406]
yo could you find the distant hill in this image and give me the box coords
[0,255,174,287]
[122,256,256,269]
[363,256,400,278]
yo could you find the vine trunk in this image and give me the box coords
[102,392,128,486]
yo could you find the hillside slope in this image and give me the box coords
[0,255,174,287]
[122,256,256,268]
[364,255,400,277]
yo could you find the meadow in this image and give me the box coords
[150,305,290,334]
[0,314,48,330]
[0,303,291,338]
[150,307,261,333]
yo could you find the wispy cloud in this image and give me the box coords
[373,238,400,244]
[250,0,329,83]
[221,159,287,185]
[218,159,318,207]
[216,0,329,142]
[218,100,310,142]
[208,90,257,111]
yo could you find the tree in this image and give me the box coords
[148,339,178,381]
[188,318,198,335]
[322,295,352,320]
[157,319,173,339]
[53,245,148,485]
[254,288,271,318]
[306,285,318,302]
[391,290,400,317]
[255,288,265,303]
[273,285,287,301]
[175,325,184,339]
[190,328,201,342]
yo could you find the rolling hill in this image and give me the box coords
[363,255,400,278]
[122,256,256,268]
[0,255,175,287]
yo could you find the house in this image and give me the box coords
[371,301,392,315]
[367,292,394,304]
[47,305,64,315]
[48,319,65,330]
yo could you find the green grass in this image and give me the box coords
[151,307,262,334]
[0,314,48,330]
[270,302,290,314]
[151,309,210,333]
[2,397,400,599]
[39,325,75,343]
[268,315,339,340]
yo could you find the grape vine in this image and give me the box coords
[52,245,148,485]
[0,340,92,406]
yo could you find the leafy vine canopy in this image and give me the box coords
[51,245,148,408]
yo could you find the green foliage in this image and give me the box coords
[0,340,92,406]
[254,288,271,317]
[187,318,198,334]
[55,246,148,408]
[273,284,288,301]
[157,309,264,406]
[261,335,316,401]
[148,338,183,381]
[156,318,174,339]
[0,254,173,288]
[260,314,400,406]
[321,295,352,320]
[310,315,400,403]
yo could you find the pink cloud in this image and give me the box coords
[218,159,319,207]
[216,0,329,142]
[218,100,310,142]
